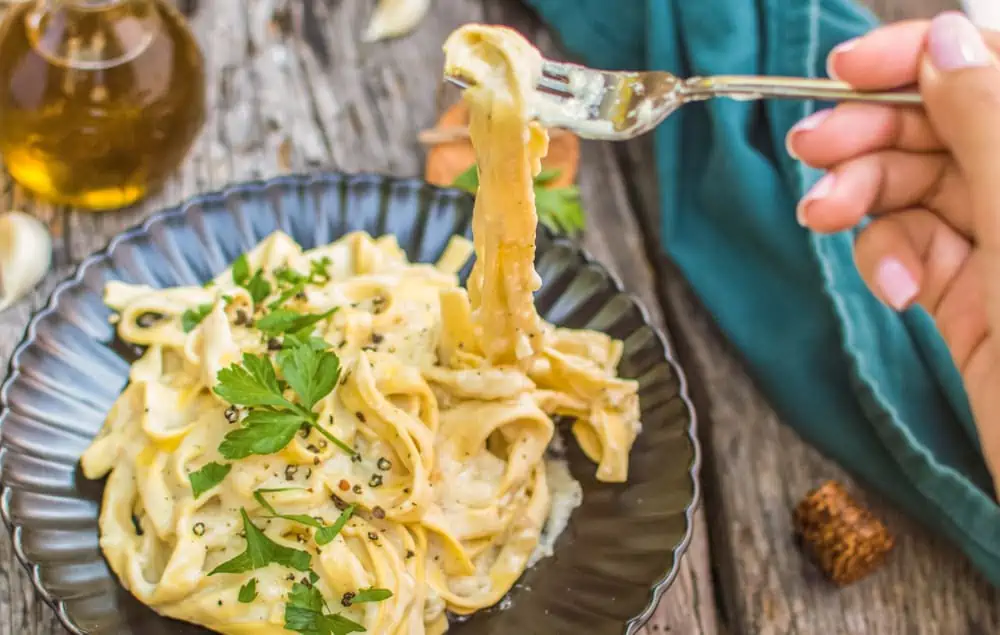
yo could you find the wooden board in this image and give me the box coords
[0,1,994,634]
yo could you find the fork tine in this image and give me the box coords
[444,75,471,90]
[536,75,574,98]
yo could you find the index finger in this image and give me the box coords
[827,18,1000,90]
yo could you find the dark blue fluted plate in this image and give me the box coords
[0,173,699,635]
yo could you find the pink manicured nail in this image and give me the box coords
[786,109,834,159]
[796,172,835,226]
[928,12,992,70]
[875,257,919,310]
[826,38,858,79]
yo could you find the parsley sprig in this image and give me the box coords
[232,254,272,306]
[284,578,366,635]
[188,462,231,498]
[210,508,311,575]
[254,488,355,546]
[181,303,214,333]
[453,166,585,235]
[214,337,352,459]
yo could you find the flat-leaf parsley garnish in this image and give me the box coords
[256,308,337,338]
[284,578,365,635]
[181,303,214,333]
[188,461,231,498]
[209,508,311,575]
[347,588,392,604]
[253,489,355,546]
[238,578,258,603]
[232,253,272,306]
[214,339,353,459]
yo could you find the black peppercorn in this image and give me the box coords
[352,484,363,495]
[267,337,283,351]
[341,592,355,607]
[284,466,298,480]
[192,522,206,536]
[136,311,166,328]
[224,406,239,423]
[376,457,392,471]
[369,474,383,488]
[372,506,386,520]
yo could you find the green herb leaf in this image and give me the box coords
[238,578,258,603]
[275,267,307,286]
[257,308,337,338]
[284,581,365,635]
[309,257,332,284]
[451,165,585,234]
[350,588,392,604]
[254,488,325,528]
[188,462,231,498]
[534,167,562,185]
[315,505,354,546]
[219,409,305,459]
[269,282,306,310]
[246,270,272,306]
[210,508,311,575]
[453,165,479,194]
[232,254,250,286]
[181,303,214,333]
[277,339,341,410]
[214,353,291,409]
[534,185,585,235]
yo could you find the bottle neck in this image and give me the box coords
[27,0,161,69]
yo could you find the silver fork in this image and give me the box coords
[445,59,922,141]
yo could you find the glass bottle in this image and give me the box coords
[0,0,206,210]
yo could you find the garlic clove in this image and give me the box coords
[0,211,53,312]
[363,0,431,43]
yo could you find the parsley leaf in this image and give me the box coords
[315,505,354,546]
[231,254,272,305]
[214,342,352,459]
[284,580,365,635]
[452,165,585,234]
[181,303,214,333]
[245,270,272,306]
[214,353,292,409]
[188,462,231,498]
[232,254,251,286]
[349,588,392,604]
[309,257,332,284]
[257,308,337,338]
[238,578,258,603]
[210,508,311,575]
[269,282,306,310]
[453,165,479,193]
[277,339,341,410]
[254,489,353,546]
[219,409,304,460]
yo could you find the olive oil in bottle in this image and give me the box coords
[0,0,206,210]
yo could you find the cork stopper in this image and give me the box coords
[793,481,894,585]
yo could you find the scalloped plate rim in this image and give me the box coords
[0,171,702,635]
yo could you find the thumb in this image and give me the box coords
[920,12,1000,249]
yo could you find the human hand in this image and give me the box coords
[784,13,1000,491]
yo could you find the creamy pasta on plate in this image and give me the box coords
[82,24,641,635]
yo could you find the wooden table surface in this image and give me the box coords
[0,0,995,634]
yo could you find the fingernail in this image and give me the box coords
[826,38,857,79]
[786,109,834,159]
[796,172,835,226]
[928,12,992,70]
[875,257,919,310]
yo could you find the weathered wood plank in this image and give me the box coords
[617,0,1000,633]
[0,1,715,633]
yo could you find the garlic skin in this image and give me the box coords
[363,0,431,42]
[0,211,53,311]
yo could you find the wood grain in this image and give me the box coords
[0,1,717,634]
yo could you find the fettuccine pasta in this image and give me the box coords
[82,23,641,635]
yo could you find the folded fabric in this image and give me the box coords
[524,0,1000,585]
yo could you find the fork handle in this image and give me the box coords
[683,76,922,106]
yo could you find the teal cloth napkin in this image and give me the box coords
[523,0,1000,584]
